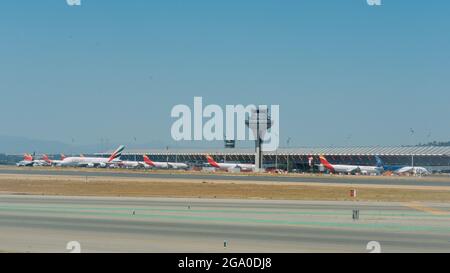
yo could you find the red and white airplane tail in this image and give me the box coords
[206,155,220,168]
[142,155,156,167]
[24,154,33,161]
[319,155,335,173]
[42,154,52,164]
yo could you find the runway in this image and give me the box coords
[1,168,450,187]
[0,195,449,253]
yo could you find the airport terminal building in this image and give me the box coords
[3,146,449,173]
[114,146,450,173]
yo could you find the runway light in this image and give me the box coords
[132,210,136,216]
[224,240,228,248]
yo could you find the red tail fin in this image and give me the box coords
[42,154,52,164]
[319,155,335,172]
[206,155,220,168]
[143,155,155,166]
[24,154,33,161]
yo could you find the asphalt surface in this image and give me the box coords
[0,195,449,253]
[1,168,450,187]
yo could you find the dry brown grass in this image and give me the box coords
[0,174,450,202]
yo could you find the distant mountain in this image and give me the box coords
[0,135,257,155]
[0,135,232,155]
[0,136,76,154]
[417,141,450,147]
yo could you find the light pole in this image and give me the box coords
[166,146,169,166]
[286,137,291,173]
[275,150,278,170]
[409,128,415,168]
[133,137,137,162]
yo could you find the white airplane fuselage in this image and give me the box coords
[59,157,120,168]
[212,162,256,172]
[327,164,382,175]
[395,166,430,175]
[319,156,383,175]
[16,160,34,167]
[148,161,189,169]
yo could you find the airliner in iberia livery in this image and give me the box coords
[16,154,35,167]
[319,155,383,175]
[17,154,51,167]
[42,154,66,166]
[206,155,256,172]
[142,155,189,169]
[58,145,125,168]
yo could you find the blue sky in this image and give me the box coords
[0,0,449,148]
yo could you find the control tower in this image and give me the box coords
[246,107,274,172]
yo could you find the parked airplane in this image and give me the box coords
[32,157,52,166]
[375,156,430,175]
[58,145,125,168]
[42,154,66,166]
[115,156,153,169]
[396,166,430,175]
[16,154,34,167]
[206,155,256,171]
[143,155,189,169]
[319,155,383,175]
[16,154,52,167]
[117,160,144,169]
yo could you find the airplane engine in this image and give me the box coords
[87,163,95,168]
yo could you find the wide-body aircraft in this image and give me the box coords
[16,154,35,167]
[58,145,125,168]
[142,155,189,169]
[17,154,52,167]
[42,154,66,166]
[206,155,255,172]
[376,156,430,175]
[319,155,383,175]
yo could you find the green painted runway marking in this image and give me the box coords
[0,205,449,233]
